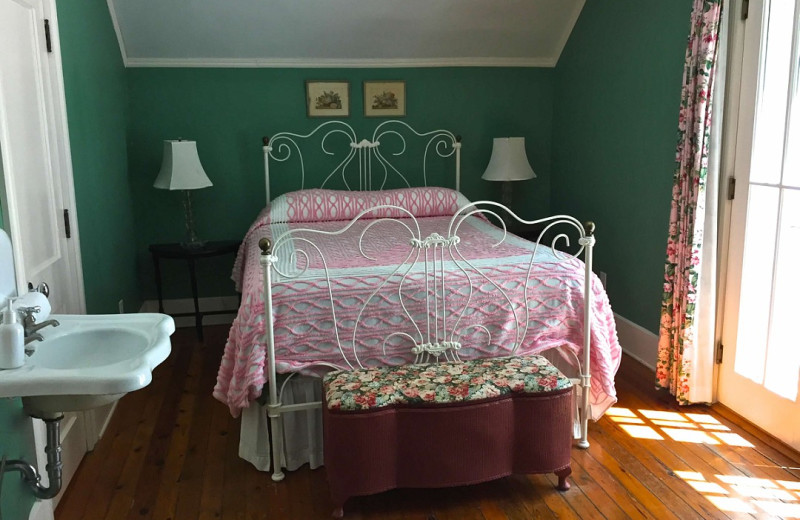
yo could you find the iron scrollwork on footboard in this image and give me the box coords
[260,203,597,455]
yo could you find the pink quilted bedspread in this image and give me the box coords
[213,188,621,418]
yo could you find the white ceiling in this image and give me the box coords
[108,0,584,68]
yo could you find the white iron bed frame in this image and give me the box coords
[250,121,595,482]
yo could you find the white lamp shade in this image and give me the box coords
[481,137,536,182]
[153,140,213,190]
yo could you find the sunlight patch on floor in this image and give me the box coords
[706,496,757,513]
[605,408,749,446]
[676,471,800,518]
[711,432,754,447]
[618,424,664,440]
[606,406,636,417]
[661,428,720,444]
[609,416,644,424]
[638,410,687,422]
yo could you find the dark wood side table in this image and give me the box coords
[149,240,241,341]
[510,222,550,243]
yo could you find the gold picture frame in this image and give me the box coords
[306,80,350,118]
[364,81,406,117]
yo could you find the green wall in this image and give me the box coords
[58,0,140,314]
[126,68,554,299]
[0,399,36,520]
[552,0,692,333]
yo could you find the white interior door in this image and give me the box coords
[718,0,800,451]
[0,0,82,312]
[0,0,87,512]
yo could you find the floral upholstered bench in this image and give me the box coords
[322,355,574,518]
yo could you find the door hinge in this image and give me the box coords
[727,177,736,200]
[63,209,71,239]
[742,0,749,20]
[44,19,52,53]
[715,342,724,364]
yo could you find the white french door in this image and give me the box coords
[719,0,800,450]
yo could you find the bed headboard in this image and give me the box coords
[261,120,461,204]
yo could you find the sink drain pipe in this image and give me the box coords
[1,415,63,499]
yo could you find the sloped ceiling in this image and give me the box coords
[108,0,584,67]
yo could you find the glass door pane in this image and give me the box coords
[733,186,779,384]
[749,0,796,184]
[763,189,800,399]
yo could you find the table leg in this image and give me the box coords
[187,257,203,341]
[152,254,165,314]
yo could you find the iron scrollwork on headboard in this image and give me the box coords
[261,120,461,204]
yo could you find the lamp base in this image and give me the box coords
[181,239,206,250]
[499,181,516,230]
[501,180,513,208]
[182,190,205,249]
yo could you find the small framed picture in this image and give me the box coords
[364,81,406,117]
[306,80,350,117]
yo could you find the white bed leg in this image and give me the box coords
[577,373,591,449]
[260,237,285,479]
[577,222,596,450]
[268,405,285,481]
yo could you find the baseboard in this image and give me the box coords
[29,499,54,520]
[614,313,658,371]
[139,296,239,328]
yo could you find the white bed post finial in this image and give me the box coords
[577,221,595,449]
[454,136,462,192]
[263,136,271,204]
[259,237,284,480]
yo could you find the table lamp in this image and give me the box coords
[153,140,212,248]
[481,137,536,209]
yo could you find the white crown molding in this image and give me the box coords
[106,0,128,67]
[553,0,585,66]
[124,56,558,69]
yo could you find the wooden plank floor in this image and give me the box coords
[56,325,800,520]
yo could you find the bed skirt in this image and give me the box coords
[239,376,324,472]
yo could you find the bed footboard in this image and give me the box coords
[256,207,598,482]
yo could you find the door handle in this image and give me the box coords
[26,282,50,298]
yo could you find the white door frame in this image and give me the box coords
[714,0,749,375]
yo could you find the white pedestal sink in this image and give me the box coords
[0,313,174,419]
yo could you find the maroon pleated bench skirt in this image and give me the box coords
[322,355,574,518]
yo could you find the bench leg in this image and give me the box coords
[555,466,571,491]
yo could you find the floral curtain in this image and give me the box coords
[657,0,725,404]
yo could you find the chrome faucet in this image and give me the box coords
[26,318,60,335]
[17,306,59,347]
